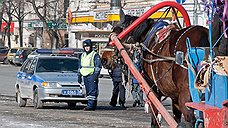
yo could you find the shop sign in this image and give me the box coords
[94,11,108,20]
[82,33,110,38]
[126,8,147,17]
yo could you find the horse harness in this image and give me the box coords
[110,22,198,90]
[142,26,198,68]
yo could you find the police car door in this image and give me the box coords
[26,58,37,97]
[20,59,33,97]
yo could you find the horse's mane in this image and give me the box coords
[115,15,154,43]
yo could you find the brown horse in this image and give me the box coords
[102,13,209,127]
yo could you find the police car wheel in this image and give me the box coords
[33,88,43,109]
[16,89,27,107]
[81,100,88,104]
[67,102,76,109]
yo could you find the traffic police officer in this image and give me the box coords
[80,39,102,111]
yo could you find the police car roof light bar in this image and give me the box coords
[36,49,76,55]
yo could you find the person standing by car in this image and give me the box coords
[131,47,144,107]
[109,56,126,109]
[79,39,102,111]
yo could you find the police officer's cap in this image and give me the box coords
[83,39,92,47]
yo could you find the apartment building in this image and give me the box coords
[2,0,207,49]
[67,0,208,50]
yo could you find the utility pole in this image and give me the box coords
[193,0,198,25]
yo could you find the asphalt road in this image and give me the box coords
[0,63,171,128]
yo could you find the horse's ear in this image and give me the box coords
[119,8,125,24]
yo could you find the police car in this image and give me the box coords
[15,49,87,109]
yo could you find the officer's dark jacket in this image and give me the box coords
[110,63,122,82]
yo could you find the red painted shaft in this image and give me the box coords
[110,1,192,127]
[118,1,191,39]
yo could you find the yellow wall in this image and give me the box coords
[67,11,182,23]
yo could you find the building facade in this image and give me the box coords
[1,0,208,49]
[67,0,208,50]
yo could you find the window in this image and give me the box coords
[30,59,37,72]
[21,59,33,72]
[36,58,79,72]
[15,49,23,55]
[10,49,18,53]
[0,49,8,53]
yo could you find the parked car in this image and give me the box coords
[7,48,18,64]
[15,55,87,109]
[7,47,36,65]
[0,48,9,64]
[0,46,8,49]
[13,47,37,65]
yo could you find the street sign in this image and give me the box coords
[176,0,186,4]
[28,21,67,29]
[33,22,43,28]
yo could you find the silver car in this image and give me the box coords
[15,55,87,109]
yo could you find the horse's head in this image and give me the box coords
[101,49,116,70]
[110,9,154,45]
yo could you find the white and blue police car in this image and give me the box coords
[15,49,87,109]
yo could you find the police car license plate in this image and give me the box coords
[62,90,82,96]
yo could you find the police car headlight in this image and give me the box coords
[41,82,60,87]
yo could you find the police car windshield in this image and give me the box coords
[36,58,79,73]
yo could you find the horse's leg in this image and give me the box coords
[172,100,182,123]
[178,89,196,125]
[150,86,162,128]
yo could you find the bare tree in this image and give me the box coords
[2,0,15,48]
[28,0,66,49]
[0,0,5,47]
[11,0,31,47]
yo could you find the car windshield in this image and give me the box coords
[15,50,23,55]
[0,49,8,53]
[36,58,79,73]
[10,49,18,53]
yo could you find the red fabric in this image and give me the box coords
[1,22,14,32]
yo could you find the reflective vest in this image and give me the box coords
[80,51,96,76]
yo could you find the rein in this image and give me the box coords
[141,43,175,63]
[140,26,197,69]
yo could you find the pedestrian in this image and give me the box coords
[109,56,126,109]
[79,39,102,111]
[131,46,144,107]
